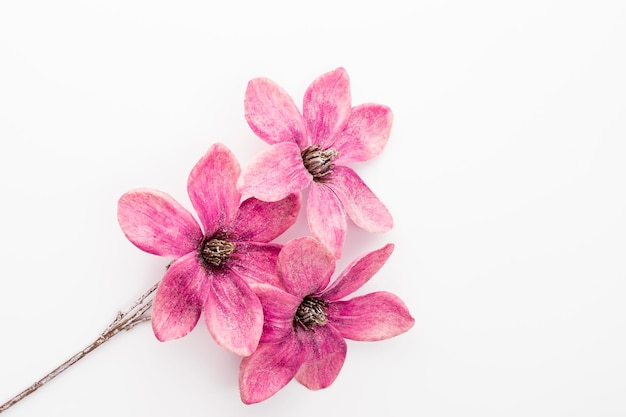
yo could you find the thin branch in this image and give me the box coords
[0,282,159,414]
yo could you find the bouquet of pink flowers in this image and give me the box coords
[0,68,413,412]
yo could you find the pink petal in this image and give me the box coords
[307,182,347,259]
[332,104,393,164]
[237,142,311,202]
[327,292,415,341]
[239,335,305,404]
[251,283,300,344]
[294,325,347,390]
[245,77,308,148]
[227,242,282,287]
[151,252,207,341]
[277,237,336,299]
[303,67,352,148]
[322,243,394,301]
[204,271,264,356]
[230,193,301,242]
[187,143,241,237]
[327,166,393,233]
[118,188,203,258]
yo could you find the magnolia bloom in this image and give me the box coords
[117,143,301,356]
[238,67,393,258]
[239,237,414,404]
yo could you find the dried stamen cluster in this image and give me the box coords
[301,145,338,182]
[201,238,235,267]
[294,296,328,330]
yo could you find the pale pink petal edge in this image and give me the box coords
[245,77,308,148]
[328,291,415,341]
[239,335,304,404]
[204,272,264,356]
[187,142,241,236]
[118,188,202,258]
[323,243,394,301]
[307,182,347,259]
[278,237,336,299]
[151,253,207,341]
[238,142,311,202]
[327,166,393,233]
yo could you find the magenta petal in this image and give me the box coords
[238,142,311,202]
[252,283,300,344]
[230,193,301,242]
[118,189,203,257]
[188,143,241,236]
[204,271,264,356]
[151,252,207,341]
[307,182,347,259]
[227,242,282,287]
[239,335,304,404]
[327,166,393,233]
[303,67,352,148]
[294,325,347,390]
[278,237,336,299]
[327,292,415,341]
[322,243,394,301]
[245,77,308,148]
[333,104,393,164]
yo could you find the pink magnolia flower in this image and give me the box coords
[239,237,414,404]
[117,143,301,356]
[238,67,393,258]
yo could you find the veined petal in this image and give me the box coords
[245,77,308,148]
[237,142,311,202]
[327,166,393,233]
[230,193,301,242]
[239,335,305,404]
[188,143,241,237]
[327,292,415,341]
[227,242,282,287]
[303,67,352,148]
[151,252,207,341]
[251,283,300,344]
[204,271,264,356]
[118,188,202,257]
[294,325,347,390]
[333,104,393,164]
[322,243,394,301]
[307,182,346,259]
[278,237,335,299]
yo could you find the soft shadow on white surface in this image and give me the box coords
[1,1,626,416]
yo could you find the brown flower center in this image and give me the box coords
[200,238,235,267]
[294,296,328,330]
[301,145,338,182]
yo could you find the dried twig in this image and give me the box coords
[0,282,159,414]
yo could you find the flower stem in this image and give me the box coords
[0,282,159,414]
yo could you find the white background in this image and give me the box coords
[1,1,625,416]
